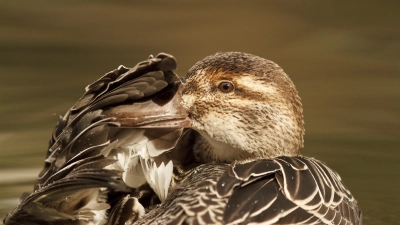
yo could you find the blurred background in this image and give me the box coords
[0,0,399,224]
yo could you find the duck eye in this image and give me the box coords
[218,81,235,93]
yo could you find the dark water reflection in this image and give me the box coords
[0,1,399,224]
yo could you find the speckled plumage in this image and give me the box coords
[4,52,362,225]
[3,53,184,225]
[182,52,304,163]
[135,156,361,225]
[133,52,361,225]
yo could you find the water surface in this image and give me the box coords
[0,1,399,224]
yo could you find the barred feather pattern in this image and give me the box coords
[134,156,362,225]
[3,53,181,225]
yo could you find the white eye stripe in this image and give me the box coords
[236,76,277,95]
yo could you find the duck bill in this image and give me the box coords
[102,83,192,128]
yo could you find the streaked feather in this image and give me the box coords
[4,52,362,225]
[3,53,182,225]
[135,156,362,225]
[107,195,145,225]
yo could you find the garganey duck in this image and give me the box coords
[3,52,362,225]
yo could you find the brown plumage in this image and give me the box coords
[3,52,362,225]
[3,53,185,225]
[181,52,304,163]
[136,156,361,225]
[134,52,361,224]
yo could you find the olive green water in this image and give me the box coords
[0,1,399,224]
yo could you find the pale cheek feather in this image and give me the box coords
[201,111,244,146]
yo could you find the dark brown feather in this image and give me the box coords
[134,156,361,225]
[3,53,181,225]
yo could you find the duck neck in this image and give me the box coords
[191,131,256,163]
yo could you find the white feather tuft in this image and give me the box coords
[141,159,173,202]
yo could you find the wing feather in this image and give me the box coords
[4,53,182,225]
[135,156,361,225]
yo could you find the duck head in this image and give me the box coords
[105,52,305,163]
[181,52,304,163]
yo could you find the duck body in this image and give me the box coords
[4,52,362,225]
[136,156,361,225]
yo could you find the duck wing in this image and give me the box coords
[3,53,185,225]
[135,156,362,225]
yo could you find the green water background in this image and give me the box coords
[0,1,399,224]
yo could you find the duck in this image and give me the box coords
[3,52,362,225]
[134,52,362,225]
